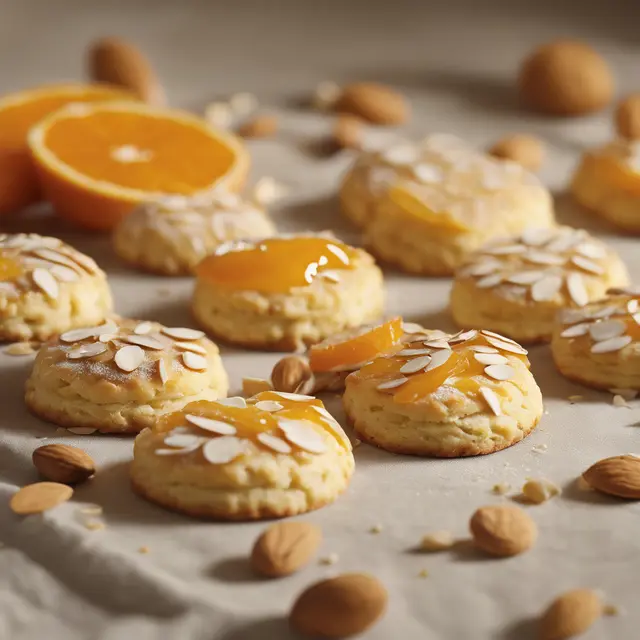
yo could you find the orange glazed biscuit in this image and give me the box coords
[25,318,228,434]
[551,287,640,390]
[0,233,112,342]
[192,234,385,351]
[450,226,629,343]
[130,391,354,520]
[343,329,542,457]
[571,139,640,233]
[113,190,276,275]
[340,134,555,275]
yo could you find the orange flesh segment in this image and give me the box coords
[388,185,470,233]
[0,256,23,281]
[155,391,348,451]
[196,237,358,294]
[309,317,404,372]
[42,109,235,193]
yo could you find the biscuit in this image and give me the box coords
[130,391,355,520]
[0,233,112,342]
[551,287,640,390]
[450,226,629,343]
[192,234,385,351]
[113,191,276,275]
[571,140,640,233]
[343,328,543,457]
[25,318,228,434]
[340,135,555,275]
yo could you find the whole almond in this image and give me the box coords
[33,444,95,484]
[10,482,74,515]
[470,504,537,556]
[290,573,387,638]
[539,589,602,640]
[615,94,640,140]
[582,454,640,499]
[271,355,313,394]
[88,37,165,105]
[337,82,409,125]
[333,115,364,150]
[238,114,278,139]
[488,134,545,171]
[251,521,321,577]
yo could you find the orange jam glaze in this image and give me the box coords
[156,391,348,451]
[356,335,528,404]
[0,255,23,281]
[586,154,640,196]
[624,316,640,341]
[195,236,358,294]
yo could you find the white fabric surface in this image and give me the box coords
[1,1,640,638]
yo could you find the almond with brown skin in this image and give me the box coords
[470,504,537,556]
[539,589,602,640]
[290,573,387,638]
[582,455,640,499]
[271,355,313,394]
[33,444,96,484]
[10,482,74,515]
[251,521,321,577]
[488,134,545,171]
[615,94,640,140]
[333,115,364,150]
[88,37,165,105]
[238,114,278,139]
[336,82,409,125]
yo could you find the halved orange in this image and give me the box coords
[28,102,249,231]
[309,317,404,372]
[0,83,136,216]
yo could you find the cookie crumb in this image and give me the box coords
[138,546,150,554]
[492,482,511,495]
[521,478,561,504]
[312,81,342,111]
[252,176,288,205]
[568,395,583,402]
[603,603,622,616]
[369,524,383,534]
[4,342,35,356]
[417,569,429,578]
[84,520,105,531]
[532,443,548,454]
[78,505,103,516]
[229,92,258,116]
[352,438,362,448]
[613,394,630,408]
[204,102,233,128]
[420,530,455,551]
[609,388,637,401]
[319,553,339,565]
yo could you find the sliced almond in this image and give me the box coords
[157,358,169,384]
[474,353,509,366]
[560,322,591,338]
[399,354,432,374]
[424,348,452,372]
[571,255,604,275]
[484,363,515,381]
[531,275,563,302]
[254,400,284,412]
[32,268,59,299]
[485,336,528,355]
[181,351,208,371]
[185,414,236,435]
[173,341,207,355]
[590,335,632,354]
[479,386,502,416]
[49,264,80,282]
[476,274,504,288]
[566,272,589,307]
[256,432,292,453]
[60,326,103,343]
[161,327,205,341]
[216,396,248,408]
[32,444,95,484]
[4,342,35,356]
[134,321,154,335]
[68,342,108,360]
[521,478,561,504]
[582,455,640,499]
[470,504,537,556]
[124,335,165,350]
[163,433,202,448]
[377,377,408,390]
[290,573,388,638]
[506,270,545,285]
[278,418,327,454]
[114,345,145,372]
[251,521,322,577]
[10,482,74,515]
[588,319,626,342]
[539,589,602,640]
[202,436,244,464]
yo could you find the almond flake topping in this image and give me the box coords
[474,353,509,365]
[202,436,245,464]
[158,359,169,384]
[425,349,452,371]
[484,363,515,381]
[49,265,79,282]
[571,255,604,275]
[185,414,237,435]
[254,400,284,412]
[217,397,247,408]
[134,322,154,335]
[480,387,502,416]
[531,275,563,302]
[68,343,108,359]
[468,345,499,353]
[161,327,205,341]
[124,335,165,350]
[164,433,202,448]
[401,322,427,334]
[590,335,632,354]
[476,274,503,288]
[32,268,59,299]
[182,352,208,371]
[588,319,626,342]
[400,355,432,374]
[506,271,545,285]
[377,377,408,390]
[560,323,590,338]
[566,272,589,307]
[114,345,145,372]
[174,341,207,354]
[450,329,478,343]
[256,432,292,453]
[61,326,102,343]
[397,348,433,357]
[67,427,97,435]
[485,336,528,355]
[422,340,451,349]
[628,299,639,314]
[278,418,327,453]
[271,391,315,402]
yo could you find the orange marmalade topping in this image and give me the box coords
[309,317,404,372]
[0,255,23,281]
[355,332,528,405]
[157,391,350,453]
[195,236,358,294]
